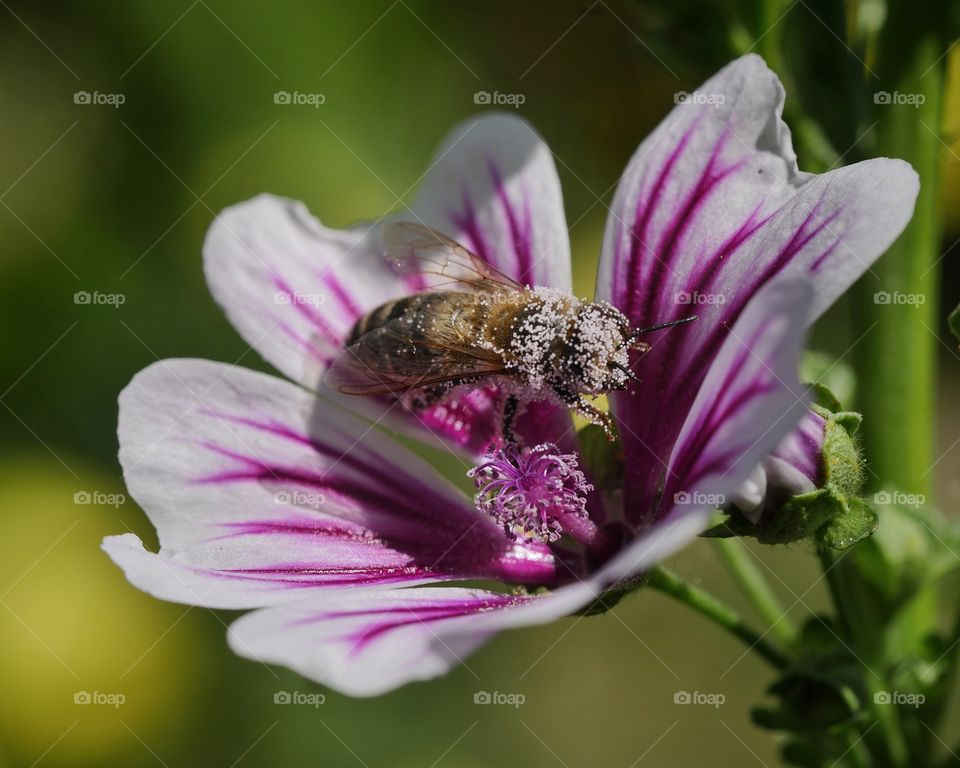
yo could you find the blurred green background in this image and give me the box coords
[1,2,958,766]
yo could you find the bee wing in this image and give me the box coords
[380,221,523,293]
[326,316,506,396]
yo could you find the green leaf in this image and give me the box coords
[768,669,862,728]
[853,494,960,602]
[950,302,960,344]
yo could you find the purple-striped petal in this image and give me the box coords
[228,500,714,695]
[411,113,571,290]
[204,194,397,390]
[619,278,814,526]
[597,55,917,520]
[228,587,537,696]
[104,359,556,609]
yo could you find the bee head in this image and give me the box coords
[566,306,696,394]
[563,302,636,394]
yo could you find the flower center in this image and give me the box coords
[468,443,598,545]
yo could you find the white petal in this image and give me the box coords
[105,359,551,608]
[228,579,603,696]
[203,194,408,390]
[228,588,526,696]
[411,113,571,289]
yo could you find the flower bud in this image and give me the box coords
[707,394,876,550]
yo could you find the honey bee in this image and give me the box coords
[326,222,695,441]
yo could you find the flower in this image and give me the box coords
[103,55,917,696]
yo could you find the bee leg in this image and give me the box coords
[576,398,616,442]
[502,395,520,445]
[550,381,617,442]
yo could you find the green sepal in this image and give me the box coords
[807,382,843,413]
[817,496,878,550]
[814,404,864,499]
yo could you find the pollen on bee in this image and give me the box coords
[475,287,632,399]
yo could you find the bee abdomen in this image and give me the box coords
[346,296,430,345]
[344,296,416,347]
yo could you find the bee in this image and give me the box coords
[326,222,695,441]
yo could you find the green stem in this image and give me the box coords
[851,32,943,498]
[646,566,790,670]
[758,0,786,75]
[845,17,946,766]
[712,538,798,648]
[841,729,875,768]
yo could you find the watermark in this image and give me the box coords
[74,90,125,108]
[273,90,326,108]
[274,490,326,507]
[673,491,725,507]
[474,690,525,708]
[74,690,125,708]
[74,490,126,508]
[674,690,725,708]
[273,690,325,707]
[873,290,925,307]
[874,91,925,109]
[473,91,525,109]
[74,290,125,308]
[674,90,726,108]
[673,290,726,306]
[874,691,924,708]
[873,491,925,509]
[273,290,325,307]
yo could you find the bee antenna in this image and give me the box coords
[632,315,697,336]
[619,315,697,352]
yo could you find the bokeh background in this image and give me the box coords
[1,2,958,766]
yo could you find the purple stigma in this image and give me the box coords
[468,443,597,545]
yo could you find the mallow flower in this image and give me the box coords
[103,55,918,695]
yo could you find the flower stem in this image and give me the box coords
[851,31,943,497]
[712,538,798,648]
[843,20,946,767]
[646,566,790,670]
